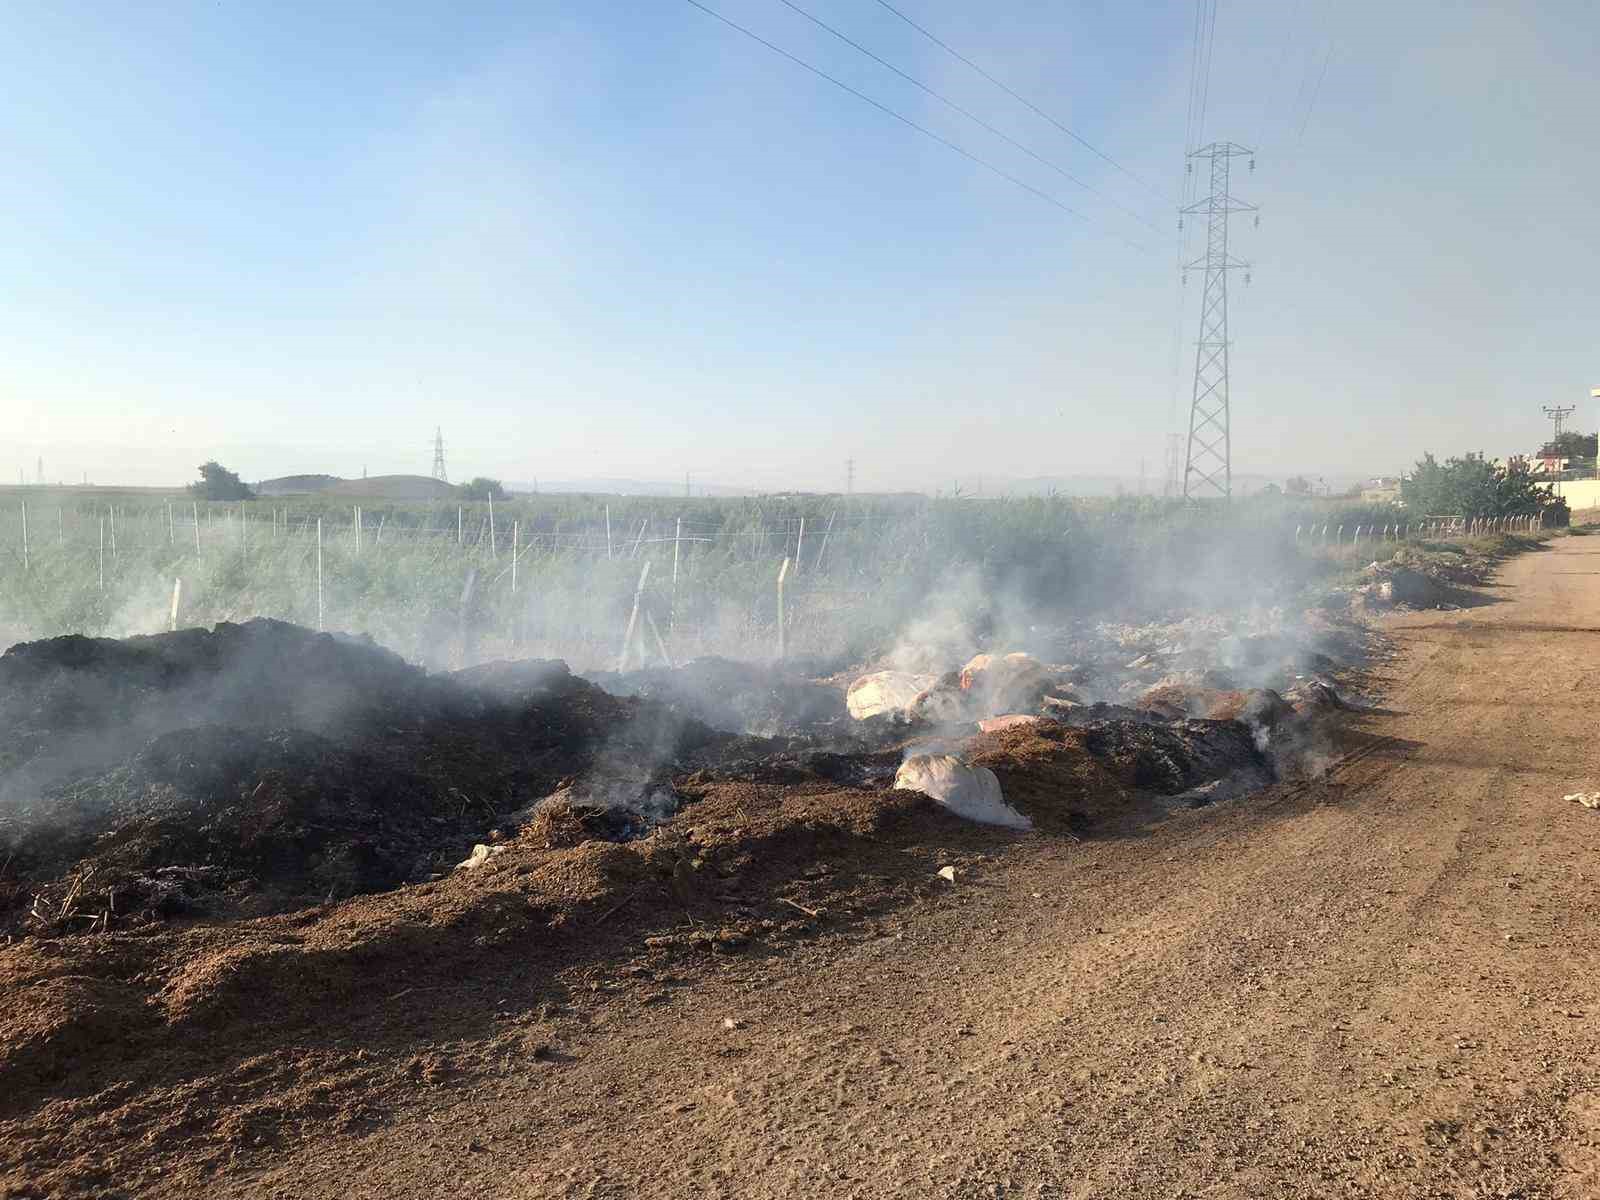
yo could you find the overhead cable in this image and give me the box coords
[681,0,1153,251]
[773,0,1163,236]
[872,0,1170,203]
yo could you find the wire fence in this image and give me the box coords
[0,496,1554,673]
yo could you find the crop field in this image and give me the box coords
[0,487,1521,670]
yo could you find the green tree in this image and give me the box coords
[1400,452,1564,522]
[1542,431,1598,459]
[187,460,254,501]
[459,477,509,501]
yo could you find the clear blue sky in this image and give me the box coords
[2,0,1596,490]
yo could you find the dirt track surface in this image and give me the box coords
[16,537,1600,1199]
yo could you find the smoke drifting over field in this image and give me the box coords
[0,493,1398,675]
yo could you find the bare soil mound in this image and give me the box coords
[0,620,674,933]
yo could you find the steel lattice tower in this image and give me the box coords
[431,427,449,482]
[1181,142,1256,499]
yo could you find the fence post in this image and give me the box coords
[618,561,652,671]
[169,578,182,631]
[193,502,201,554]
[109,506,116,558]
[794,517,806,577]
[316,517,324,631]
[776,557,791,660]
[20,501,27,572]
[814,509,837,573]
[98,516,105,589]
[670,517,682,634]
[488,497,496,560]
[457,505,463,545]
[605,505,613,560]
[512,520,520,593]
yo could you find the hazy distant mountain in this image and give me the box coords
[505,478,758,497]
[257,473,458,500]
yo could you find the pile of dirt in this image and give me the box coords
[0,620,691,933]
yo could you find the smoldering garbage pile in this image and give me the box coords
[0,619,686,934]
[0,610,1356,940]
[844,611,1356,821]
[1352,544,1510,611]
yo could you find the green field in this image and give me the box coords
[0,488,1478,669]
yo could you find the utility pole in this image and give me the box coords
[684,471,691,498]
[1592,389,1600,481]
[1542,404,1576,443]
[431,427,449,483]
[846,457,854,496]
[1181,142,1257,500]
[1543,403,1579,500]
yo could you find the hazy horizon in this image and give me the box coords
[4,1,1596,491]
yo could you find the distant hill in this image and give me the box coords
[256,474,341,497]
[327,475,458,500]
[255,474,458,501]
[505,478,757,497]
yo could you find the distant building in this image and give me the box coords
[1360,476,1402,503]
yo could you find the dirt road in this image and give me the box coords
[222,538,1600,1198]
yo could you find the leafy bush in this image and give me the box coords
[459,477,508,501]
[1400,452,1564,522]
[187,461,254,501]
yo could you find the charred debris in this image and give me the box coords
[0,614,1358,936]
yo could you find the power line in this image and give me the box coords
[871,0,1169,203]
[1183,0,1206,156]
[773,0,1163,236]
[1252,3,1298,155]
[680,0,1119,233]
[1295,41,1333,144]
[1195,0,1219,149]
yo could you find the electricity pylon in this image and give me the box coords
[1181,142,1256,499]
[431,427,448,482]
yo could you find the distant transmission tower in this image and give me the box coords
[1181,142,1256,500]
[1543,404,1576,442]
[35,456,42,485]
[1162,433,1182,497]
[431,427,448,482]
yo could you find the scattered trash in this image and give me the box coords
[1566,792,1600,810]
[721,1017,744,1031]
[977,714,1042,733]
[846,670,938,719]
[455,843,506,870]
[959,652,1049,715]
[895,753,1032,830]
[936,866,958,883]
